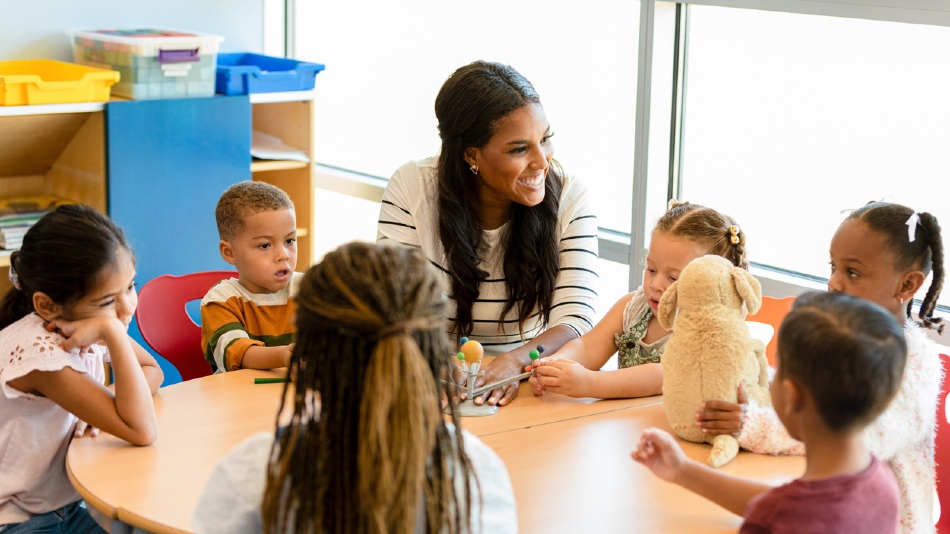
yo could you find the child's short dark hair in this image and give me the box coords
[215,181,294,240]
[777,291,906,432]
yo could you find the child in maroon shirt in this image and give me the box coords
[633,291,904,534]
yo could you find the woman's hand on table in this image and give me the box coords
[443,364,467,405]
[695,382,747,437]
[471,355,522,407]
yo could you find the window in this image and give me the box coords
[680,5,950,306]
[287,0,950,328]
[295,1,643,319]
[295,0,640,233]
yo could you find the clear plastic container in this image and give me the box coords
[69,28,223,99]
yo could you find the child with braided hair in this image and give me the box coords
[529,200,751,399]
[697,201,945,534]
[193,241,516,534]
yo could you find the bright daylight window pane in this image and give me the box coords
[682,6,950,306]
[296,0,639,233]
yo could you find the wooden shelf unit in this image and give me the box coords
[0,104,107,276]
[0,92,317,284]
[249,91,315,268]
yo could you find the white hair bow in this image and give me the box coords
[906,212,921,243]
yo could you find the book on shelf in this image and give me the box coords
[0,195,74,251]
[0,236,23,250]
[251,130,310,163]
[0,213,44,228]
[0,195,72,216]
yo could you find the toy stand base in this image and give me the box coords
[448,399,498,417]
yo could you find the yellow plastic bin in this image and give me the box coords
[0,59,119,106]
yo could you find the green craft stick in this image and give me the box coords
[254,377,287,384]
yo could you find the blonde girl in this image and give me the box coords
[529,200,749,399]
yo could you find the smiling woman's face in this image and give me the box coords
[464,103,554,215]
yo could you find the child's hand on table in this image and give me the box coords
[282,343,295,368]
[74,419,100,438]
[695,382,748,437]
[529,357,592,398]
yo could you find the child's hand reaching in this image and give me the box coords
[529,357,592,398]
[526,357,555,396]
[631,427,689,483]
[695,382,748,437]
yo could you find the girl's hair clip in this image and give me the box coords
[7,264,20,291]
[906,211,921,243]
[667,198,688,211]
[728,225,741,245]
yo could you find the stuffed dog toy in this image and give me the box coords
[658,254,771,468]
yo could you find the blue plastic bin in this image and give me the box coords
[215,53,325,95]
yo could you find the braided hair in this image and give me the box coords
[655,200,749,269]
[262,242,474,534]
[848,201,944,333]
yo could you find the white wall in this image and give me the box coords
[1,0,265,61]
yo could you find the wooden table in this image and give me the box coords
[482,401,803,533]
[67,369,803,534]
[67,369,287,534]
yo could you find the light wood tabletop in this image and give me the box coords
[66,368,803,534]
[67,368,288,534]
[481,401,804,534]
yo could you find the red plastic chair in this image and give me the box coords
[936,353,950,533]
[746,296,796,368]
[135,271,237,381]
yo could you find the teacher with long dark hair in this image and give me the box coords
[378,60,599,407]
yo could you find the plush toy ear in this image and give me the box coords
[657,281,679,330]
[731,267,763,316]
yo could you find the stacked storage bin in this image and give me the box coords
[215,53,325,95]
[0,59,119,105]
[70,28,223,99]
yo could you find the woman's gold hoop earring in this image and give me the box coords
[469,164,479,175]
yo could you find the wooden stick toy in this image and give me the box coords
[448,341,546,416]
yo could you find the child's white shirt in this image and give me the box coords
[192,424,518,534]
[0,313,108,524]
[737,321,944,534]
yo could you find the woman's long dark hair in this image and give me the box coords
[0,204,130,329]
[435,60,562,339]
[262,242,474,534]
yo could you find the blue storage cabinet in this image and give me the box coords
[106,96,251,384]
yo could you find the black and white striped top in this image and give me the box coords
[377,157,600,355]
